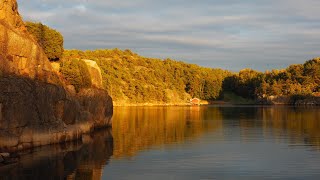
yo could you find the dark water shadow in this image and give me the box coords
[0,128,113,180]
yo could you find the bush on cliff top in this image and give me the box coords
[26,22,64,61]
[60,59,92,92]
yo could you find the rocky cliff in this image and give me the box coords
[0,0,56,82]
[0,0,113,153]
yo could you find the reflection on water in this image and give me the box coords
[1,106,320,179]
[112,106,223,158]
[112,106,320,159]
[107,106,320,180]
[0,129,113,180]
[261,107,320,149]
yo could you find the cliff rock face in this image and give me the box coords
[0,0,55,82]
[0,0,24,30]
[0,0,113,152]
[82,59,103,88]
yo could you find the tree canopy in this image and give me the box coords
[60,59,92,92]
[62,49,231,104]
[223,57,320,101]
[26,22,64,61]
[61,49,320,104]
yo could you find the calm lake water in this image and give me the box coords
[1,106,320,180]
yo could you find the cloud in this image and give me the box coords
[16,0,320,71]
[73,4,87,14]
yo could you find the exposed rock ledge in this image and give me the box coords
[0,76,113,152]
[0,0,113,152]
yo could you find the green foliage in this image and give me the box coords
[60,59,92,92]
[26,22,64,61]
[63,49,231,103]
[222,69,262,99]
[222,92,256,104]
[62,48,319,104]
[224,57,320,100]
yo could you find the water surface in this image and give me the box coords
[1,106,320,179]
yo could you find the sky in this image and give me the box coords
[17,0,320,71]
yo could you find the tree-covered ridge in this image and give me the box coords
[25,22,64,61]
[62,49,231,104]
[61,49,320,104]
[224,57,320,101]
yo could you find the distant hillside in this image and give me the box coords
[60,50,320,105]
[223,58,320,105]
[62,49,231,105]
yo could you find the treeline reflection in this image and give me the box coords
[112,106,223,158]
[261,107,320,149]
[1,106,319,180]
[112,106,320,158]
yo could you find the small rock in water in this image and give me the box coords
[0,152,19,165]
[0,153,10,158]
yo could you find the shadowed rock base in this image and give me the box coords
[0,76,113,152]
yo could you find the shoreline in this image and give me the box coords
[113,103,192,107]
[112,101,320,107]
